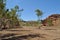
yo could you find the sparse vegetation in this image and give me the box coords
[0,0,60,40]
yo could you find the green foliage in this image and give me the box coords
[0,0,23,29]
[35,9,43,22]
[35,9,43,17]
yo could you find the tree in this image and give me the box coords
[0,0,6,18]
[0,0,7,29]
[35,9,43,28]
[10,5,23,27]
[0,0,23,29]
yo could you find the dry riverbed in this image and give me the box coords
[0,26,60,40]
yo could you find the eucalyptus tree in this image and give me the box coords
[0,0,23,29]
[0,0,7,29]
[8,5,23,28]
[0,0,6,18]
[35,9,43,28]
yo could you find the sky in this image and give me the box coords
[6,0,60,21]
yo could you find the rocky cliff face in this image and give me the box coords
[42,14,60,26]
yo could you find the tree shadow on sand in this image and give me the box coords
[1,34,46,40]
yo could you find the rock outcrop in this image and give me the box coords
[42,14,60,26]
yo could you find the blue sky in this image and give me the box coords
[6,0,60,21]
